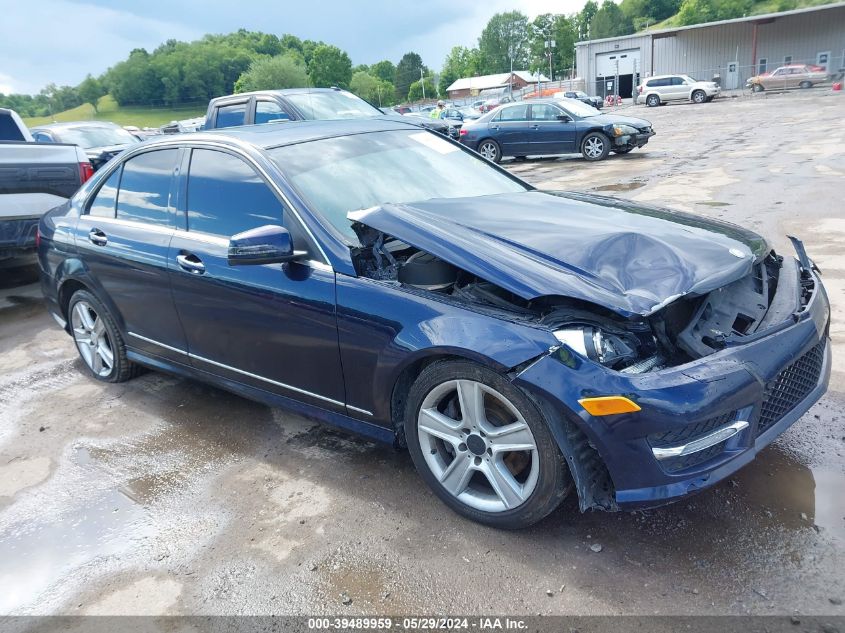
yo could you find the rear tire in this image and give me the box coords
[581,132,611,161]
[477,139,502,163]
[68,290,140,383]
[692,90,707,104]
[404,359,571,529]
[645,94,660,107]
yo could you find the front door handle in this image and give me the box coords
[88,228,108,246]
[530,124,539,129]
[490,125,500,131]
[176,253,206,274]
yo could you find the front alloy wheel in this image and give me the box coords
[405,360,571,528]
[581,133,610,161]
[692,90,707,103]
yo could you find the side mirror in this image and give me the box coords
[227,225,306,266]
[557,114,572,122]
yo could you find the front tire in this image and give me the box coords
[477,139,502,163]
[69,290,140,383]
[581,132,611,161]
[645,94,660,107]
[692,89,707,103]
[799,81,812,89]
[404,360,571,529]
[752,83,765,93]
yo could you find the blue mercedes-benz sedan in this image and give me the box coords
[37,118,830,528]
[459,97,655,162]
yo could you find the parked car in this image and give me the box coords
[471,100,485,109]
[30,121,140,171]
[459,98,654,162]
[636,74,721,107]
[479,95,514,113]
[0,108,92,267]
[746,64,830,92]
[393,106,412,115]
[203,87,455,139]
[38,118,829,528]
[554,90,602,110]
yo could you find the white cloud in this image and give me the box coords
[0,0,200,93]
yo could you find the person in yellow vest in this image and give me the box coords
[430,100,446,119]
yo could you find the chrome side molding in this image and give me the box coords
[652,420,749,460]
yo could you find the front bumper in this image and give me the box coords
[515,265,831,510]
[614,129,655,150]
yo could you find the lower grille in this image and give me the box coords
[661,440,728,473]
[757,340,825,436]
[648,411,737,448]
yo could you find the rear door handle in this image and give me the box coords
[88,228,108,246]
[176,253,206,274]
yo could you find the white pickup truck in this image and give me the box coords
[0,108,91,267]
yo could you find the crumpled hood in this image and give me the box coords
[349,191,769,318]
[586,113,652,128]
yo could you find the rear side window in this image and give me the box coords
[116,150,177,227]
[186,149,284,238]
[88,168,121,218]
[497,104,529,121]
[255,101,291,124]
[0,113,26,141]
[215,103,246,128]
[647,78,669,87]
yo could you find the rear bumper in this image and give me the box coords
[515,266,831,510]
[0,216,39,264]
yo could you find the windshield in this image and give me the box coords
[574,91,589,99]
[285,91,383,120]
[54,126,138,148]
[557,99,600,118]
[269,130,528,244]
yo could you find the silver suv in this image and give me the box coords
[637,74,721,107]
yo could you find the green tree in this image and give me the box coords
[407,77,437,102]
[676,0,752,25]
[439,46,482,94]
[105,48,163,105]
[590,0,634,39]
[478,11,530,74]
[308,44,352,88]
[529,15,577,79]
[349,71,394,106]
[234,54,309,93]
[77,74,105,112]
[621,0,682,29]
[394,52,426,101]
[576,1,599,39]
[370,60,396,83]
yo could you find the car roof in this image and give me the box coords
[138,118,423,151]
[32,120,123,131]
[209,87,348,102]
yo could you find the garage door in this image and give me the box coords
[595,50,641,77]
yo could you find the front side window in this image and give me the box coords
[215,103,247,128]
[269,130,528,244]
[498,104,529,121]
[531,104,561,121]
[115,150,177,227]
[186,149,285,238]
[255,101,291,124]
[88,168,121,218]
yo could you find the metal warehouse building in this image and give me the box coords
[576,2,845,98]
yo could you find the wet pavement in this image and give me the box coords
[0,90,843,617]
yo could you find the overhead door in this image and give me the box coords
[595,49,641,98]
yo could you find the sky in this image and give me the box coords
[0,0,586,95]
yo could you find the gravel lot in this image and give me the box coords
[1,90,843,617]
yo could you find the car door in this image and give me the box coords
[489,104,531,156]
[167,147,345,412]
[765,67,788,90]
[75,148,188,363]
[669,76,687,100]
[528,103,576,155]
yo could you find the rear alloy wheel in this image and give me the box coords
[799,81,812,89]
[69,290,140,383]
[646,94,660,107]
[581,132,610,161]
[405,360,570,529]
[692,89,707,103]
[478,139,502,163]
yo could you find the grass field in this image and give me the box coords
[22,95,206,128]
[645,0,831,30]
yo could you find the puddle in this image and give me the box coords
[0,487,152,614]
[697,201,731,207]
[591,181,646,192]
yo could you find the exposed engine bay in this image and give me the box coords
[351,224,811,375]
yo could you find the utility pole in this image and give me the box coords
[545,39,556,83]
[420,68,426,101]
